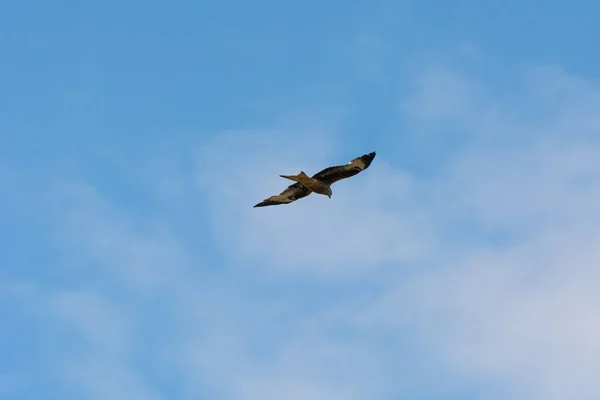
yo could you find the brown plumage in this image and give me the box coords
[254,152,376,207]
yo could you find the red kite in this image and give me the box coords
[254,152,376,207]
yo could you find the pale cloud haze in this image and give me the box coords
[2,1,600,399]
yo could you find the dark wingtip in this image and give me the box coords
[361,151,376,169]
[254,200,283,208]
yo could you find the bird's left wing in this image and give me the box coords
[253,182,311,207]
[312,151,376,185]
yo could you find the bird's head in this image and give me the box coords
[326,187,332,198]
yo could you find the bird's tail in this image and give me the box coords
[280,171,309,183]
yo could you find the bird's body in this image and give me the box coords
[279,171,332,197]
[254,152,376,207]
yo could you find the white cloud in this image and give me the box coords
[350,64,600,399]
[49,181,193,292]
[400,67,482,128]
[5,61,600,400]
[191,64,600,399]
[60,360,164,400]
[53,289,131,354]
[173,292,391,400]
[53,290,165,400]
[196,128,436,277]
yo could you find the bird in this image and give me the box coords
[253,151,376,207]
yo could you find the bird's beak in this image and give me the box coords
[328,194,332,198]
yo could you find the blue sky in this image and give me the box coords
[2,0,600,399]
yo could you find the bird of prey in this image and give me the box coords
[254,152,376,207]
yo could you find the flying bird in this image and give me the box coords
[254,151,376,207]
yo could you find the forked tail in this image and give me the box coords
[279,171,309,183]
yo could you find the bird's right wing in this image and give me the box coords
[253,182,311,207]
[312,152,376,185]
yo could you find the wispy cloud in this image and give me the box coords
[355,64,600,399]
[193,63,600,399]
[3,60,600,399]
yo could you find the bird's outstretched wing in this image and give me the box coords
[312,151,376,185]
[253,182,311,207]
